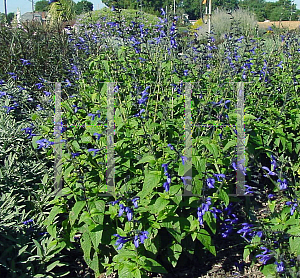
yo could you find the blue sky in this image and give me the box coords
[0,0,106,14]
[0,0,299,15]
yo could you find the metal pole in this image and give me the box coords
[104,82,116,197]
[236,82,247,196]
[54,82,63,195]
[209,0,211,32]
[174,0,176,14]
[182,82,193,196]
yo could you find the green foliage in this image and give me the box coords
[77,7,160,29]
[48,0,76,24]
[196,8,257,40]
[35,0,49,12]
[239,0,299,21]
[75,0,93,15]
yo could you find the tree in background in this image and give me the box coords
[75,0,93,15]
[35,0,50,12]
[48,0,76,24]
[238,0,266,21]
[102,0,300,22]
[214,0,239,11]
[7,12,14,23]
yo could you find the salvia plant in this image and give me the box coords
[0,5,300,278]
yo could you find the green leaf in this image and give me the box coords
[143,257,167,273]
[135,155,156,166]
[289,237,300,255]
[46,261,64,272]
[261,263,276,278]
[42,173,48,185]
[33,239,43,258]
[118,262,136,278]
[192,156,206,179]
[45,206,63,226]
[32,113,38,121]
[138,170,161,199]
[167,243,182,267]
[243,245,253,261]
[268,200,276,213]
[69,201,86,226]
[206,143,219,159]
[81,232,92,265]
[204,211,216,234]
[223,140,236,152]
[151,197,169,214]
[197,229,216,256]
[218,188,229,207]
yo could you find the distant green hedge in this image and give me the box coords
[76,7,160,28]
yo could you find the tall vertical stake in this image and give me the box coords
[106,82,116,197]
[182,82,193,196]
[54,82,63,195]
[208,0,212,35]
[236,82,248,196]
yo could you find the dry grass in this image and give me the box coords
[258,21,300,30]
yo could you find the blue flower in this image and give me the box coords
[37,104,43,111]
[255,246,273,265]
[20,59,31,65]
[23,219,34,225]
[275,261,284,273]
[93,133,102,140]
[36,139,54,149]
[224,100,231,109]
[132,197,139,208]
[163,181,170,192]
[168,143,174,150]
[139,231,149,244]
[256,231,263,237]
[162,163,168,174]
[181,156,188,165]
[183,70,188,76]
[206,177,215,189]
[197,197,212,226]
[213,173,225,182]
[35,83,44,89]
[221,223,234,238]
[286,200,298,215]
[43,91,51,97]
[88,111,101,120]
[21,127,37,138]
[237,223,254,239]
[113,234,131,250]
[134,235,139,248]
[270,154,277,170]
[245,184,255,194]
[65,79,72,87]
[181,176,192,186]
[276,61,283,68]
[262,166,277,177]
[134,108,145,117]
[232,161,247,176]
[125,207,133,221]
[87,148,100,156]
[109,199,120,206]
[277,178,287,190]
[118,204,125,217]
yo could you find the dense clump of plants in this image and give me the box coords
[1,5,300,278]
